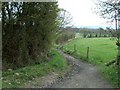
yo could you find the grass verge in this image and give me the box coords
[2,49,69,88]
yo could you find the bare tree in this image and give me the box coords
[96,0,120,87]
[58,9,73,27]
[56,9,73,35]
[96,0,120,39]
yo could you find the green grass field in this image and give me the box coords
[62,38,118,87]
[2,49,69,88]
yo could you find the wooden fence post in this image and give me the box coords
[86,47,89,59]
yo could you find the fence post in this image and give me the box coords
[86,47,89,59]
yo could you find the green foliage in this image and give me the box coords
[62,38,118,87]
[56,30,75,44]
[2,2,60,70]
[2,49,68,88]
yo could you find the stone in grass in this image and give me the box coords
[8,69,12,71]
[15,73,20,76]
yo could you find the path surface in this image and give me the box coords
[24,50,113,88]
[49,50,113,88]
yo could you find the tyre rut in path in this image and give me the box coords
[49,50,113,88]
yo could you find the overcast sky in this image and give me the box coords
[58,0,115,28]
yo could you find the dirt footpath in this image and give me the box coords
[49,50,113,88]
[23,50,113,88]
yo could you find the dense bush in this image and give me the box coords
[2,2,60,70]
[56,30,75,44]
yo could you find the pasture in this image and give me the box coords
[62,38,118,87]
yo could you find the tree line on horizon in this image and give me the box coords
[59,27,116,38]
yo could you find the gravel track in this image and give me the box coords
[49,50,113,88]
[23,50,113,88]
